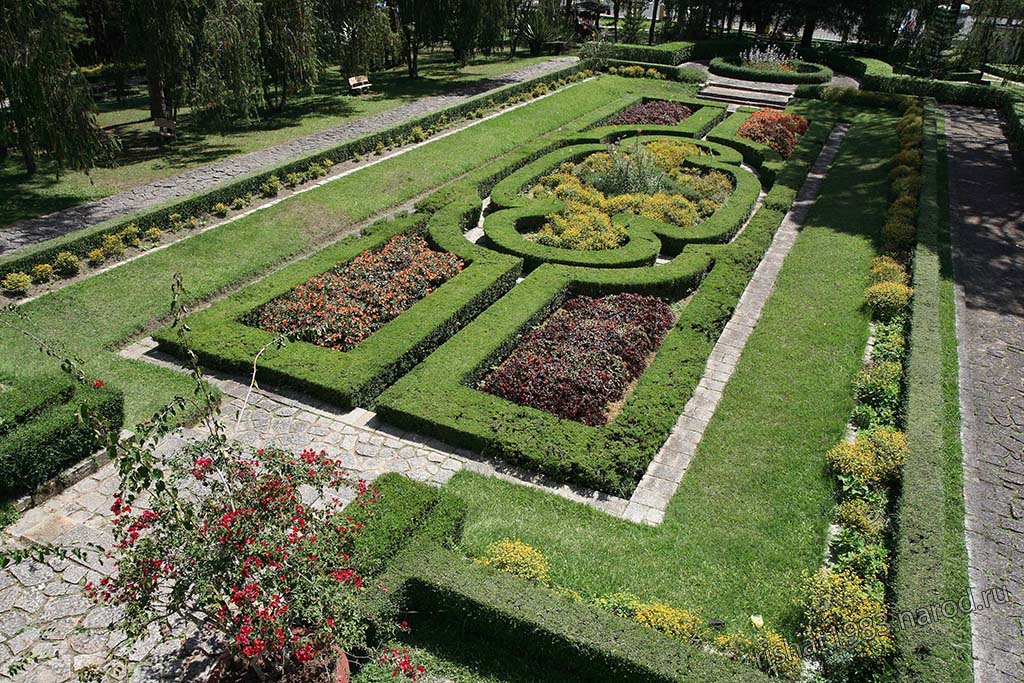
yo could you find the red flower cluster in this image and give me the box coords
[482,293,674,425]
[379,648,426,680]
[247,233,463,351]
[92,443,381,677]
[737,109,810,158]
[608,100,693,126]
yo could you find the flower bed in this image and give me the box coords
[528,139,733,250]
[737,109,809,158]
[607,100,694,126]
[246,233,463,352]
[708,55,833,85]
[480,293,673,426]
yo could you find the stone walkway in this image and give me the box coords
[0,57,578,256]
[943,104,1024,683]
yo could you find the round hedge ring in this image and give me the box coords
[708,56,833,85]
[482,203,662,271]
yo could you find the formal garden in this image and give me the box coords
[2,1,1023,682]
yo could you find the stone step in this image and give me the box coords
[696,86,791,110]
[705,76,797,96]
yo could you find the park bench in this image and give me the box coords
[348,74,373,95]
[154,117,176,140]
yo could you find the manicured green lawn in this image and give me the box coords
[0,77,691,431]
[0,50,562,229]
[444,109,896,637]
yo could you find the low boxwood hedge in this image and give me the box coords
[389,543,774,683]
[709,56,833,84]
[0,380,124,495]
[0,61,591,283]
[604,59,707,83]
[602,41,695,65]
[0,373,76,437]
[153,214,522,411]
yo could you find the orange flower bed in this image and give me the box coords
[737,109,809,158]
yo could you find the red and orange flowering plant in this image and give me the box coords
[737,109,809,158]
[88,437,384,681]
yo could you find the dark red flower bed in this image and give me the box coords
[736,109,809,158]
[246,233,462,351]
[608,100,694,126]
[481,293,674,425]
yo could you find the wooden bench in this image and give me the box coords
[348,75,372,95]
[154,117,176,140]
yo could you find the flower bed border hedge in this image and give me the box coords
[482,143,760,270]
[604,59,707,83]
[708,56,833,84]
[0,380,124,495]
[152,214,521,411]
[602,41,695,65]
[0,61,590,283]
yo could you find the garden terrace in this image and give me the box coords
[0,66,979,683]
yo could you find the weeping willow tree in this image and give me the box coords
[190,0,264,122]
[260,0,319,109]
[316,0,399,76]
[0,0,118,174]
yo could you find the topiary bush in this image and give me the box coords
[865,281,913,321]
[52,251,81,278]
[1,271,32,297]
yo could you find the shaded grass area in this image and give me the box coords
[0,50,561,228]
[445,109,895,636]
[0,77,688,431]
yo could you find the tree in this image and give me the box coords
[260,0,318,110]
[0,0,117,174]
[190,0,264,122]
[446,0,484,65]
[124,0,198,120]
[392,0,445,77]
[648,0,661,44]
[621,0,647,42]
[317,0,398,75]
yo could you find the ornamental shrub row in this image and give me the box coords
[603,59,708,83]
[0,62,592,283]
[600,41,695,65]
[0,378,124,495]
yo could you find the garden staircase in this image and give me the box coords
[696,75,795,110]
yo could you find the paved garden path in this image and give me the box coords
[943,104,1024,683]
[0,57,578,256]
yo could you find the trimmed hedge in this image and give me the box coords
[391,544,775,683]
[0,61,591,282]
[0,380,124,495]
[604,59,707,83]
[152,214,521,411]
[0,374,75,437]
[892,100,961,683]
[708,56,833,84]
[602,41,694,65]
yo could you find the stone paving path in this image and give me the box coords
[943,104,1024,683]
[0,58,578,256]
[0,113,850,683]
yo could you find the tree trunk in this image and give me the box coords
[146,68,167,119]
[800,15,816,48]
[648,0,660,44]
[17,125,37,175]
[408,42,419,77]
[613,1,619,42]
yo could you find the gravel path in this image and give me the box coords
[0,57,578,256]
[943,104,1024,683]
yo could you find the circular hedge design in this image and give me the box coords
[708,56,833,84]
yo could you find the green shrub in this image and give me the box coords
[475,539,551,584]
[118,224,141,248]
[882,215,916,253]
[865,281,913,321]
[144,227,163,243]
[231,196,248,211]
[852,361,904,427]
[797,568,894,675]
[100,233,125,258]
[868,256,908,285]
[87,248,105,266]
[1,272,32,296]
[260,175,282,197]
[30,263,53,284]
[835,497,887,541]
[306,162,326,178]
[871,321,906,364]
[284,172,303,188]
[411,126,428,143]
[52,251,81,278]
[212,202,230,217]
[715,628,803,680]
